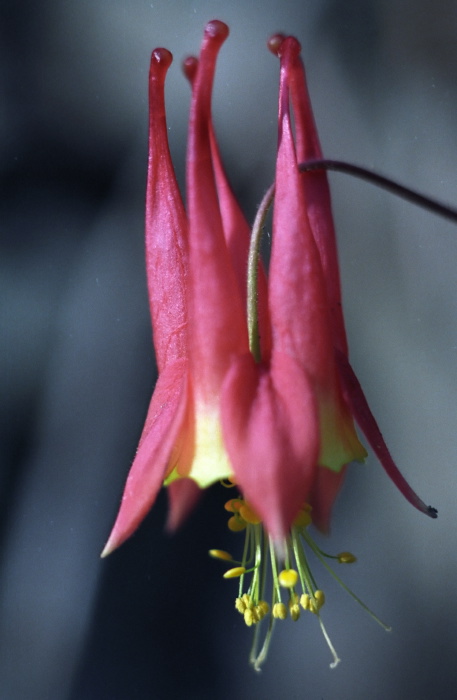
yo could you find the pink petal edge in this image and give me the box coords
[336,350,437,518]
[101,359,189,556]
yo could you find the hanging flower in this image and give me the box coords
[102,20,437,669]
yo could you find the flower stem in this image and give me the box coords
[299,159,457,224]
[248,158,455,364]
[247,183,275,362]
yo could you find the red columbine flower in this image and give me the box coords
[103,20,436,669]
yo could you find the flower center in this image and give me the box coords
[210,492,390,671]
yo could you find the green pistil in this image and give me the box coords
[269,536,282,604]
[238,524,253,598]
[291,527,314,593]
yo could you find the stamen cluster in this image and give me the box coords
[210,495,367,669]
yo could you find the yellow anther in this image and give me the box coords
[258,600,270,615]
[300,593,311,611]
[244,608,255,626]
[227,515,247,532]
[278,569,298,588]
[208,549,233,561]
[314,590,325,610]
[293,509,312,528]
[244,607,260,626]
[235,597,246,613]
[307,590,325,613]
[254,605,266,621]
[308,599,317,613]
[272,602,288,620]
[224,498,243,513]
[223,566,246,579]
[290,603,301,621]
[238,502,262,525]
[242,593,252,607]
[337,551,357,564]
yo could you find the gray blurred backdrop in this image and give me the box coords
[1,1,457,699]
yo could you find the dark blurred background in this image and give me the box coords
[1,1,457,698]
